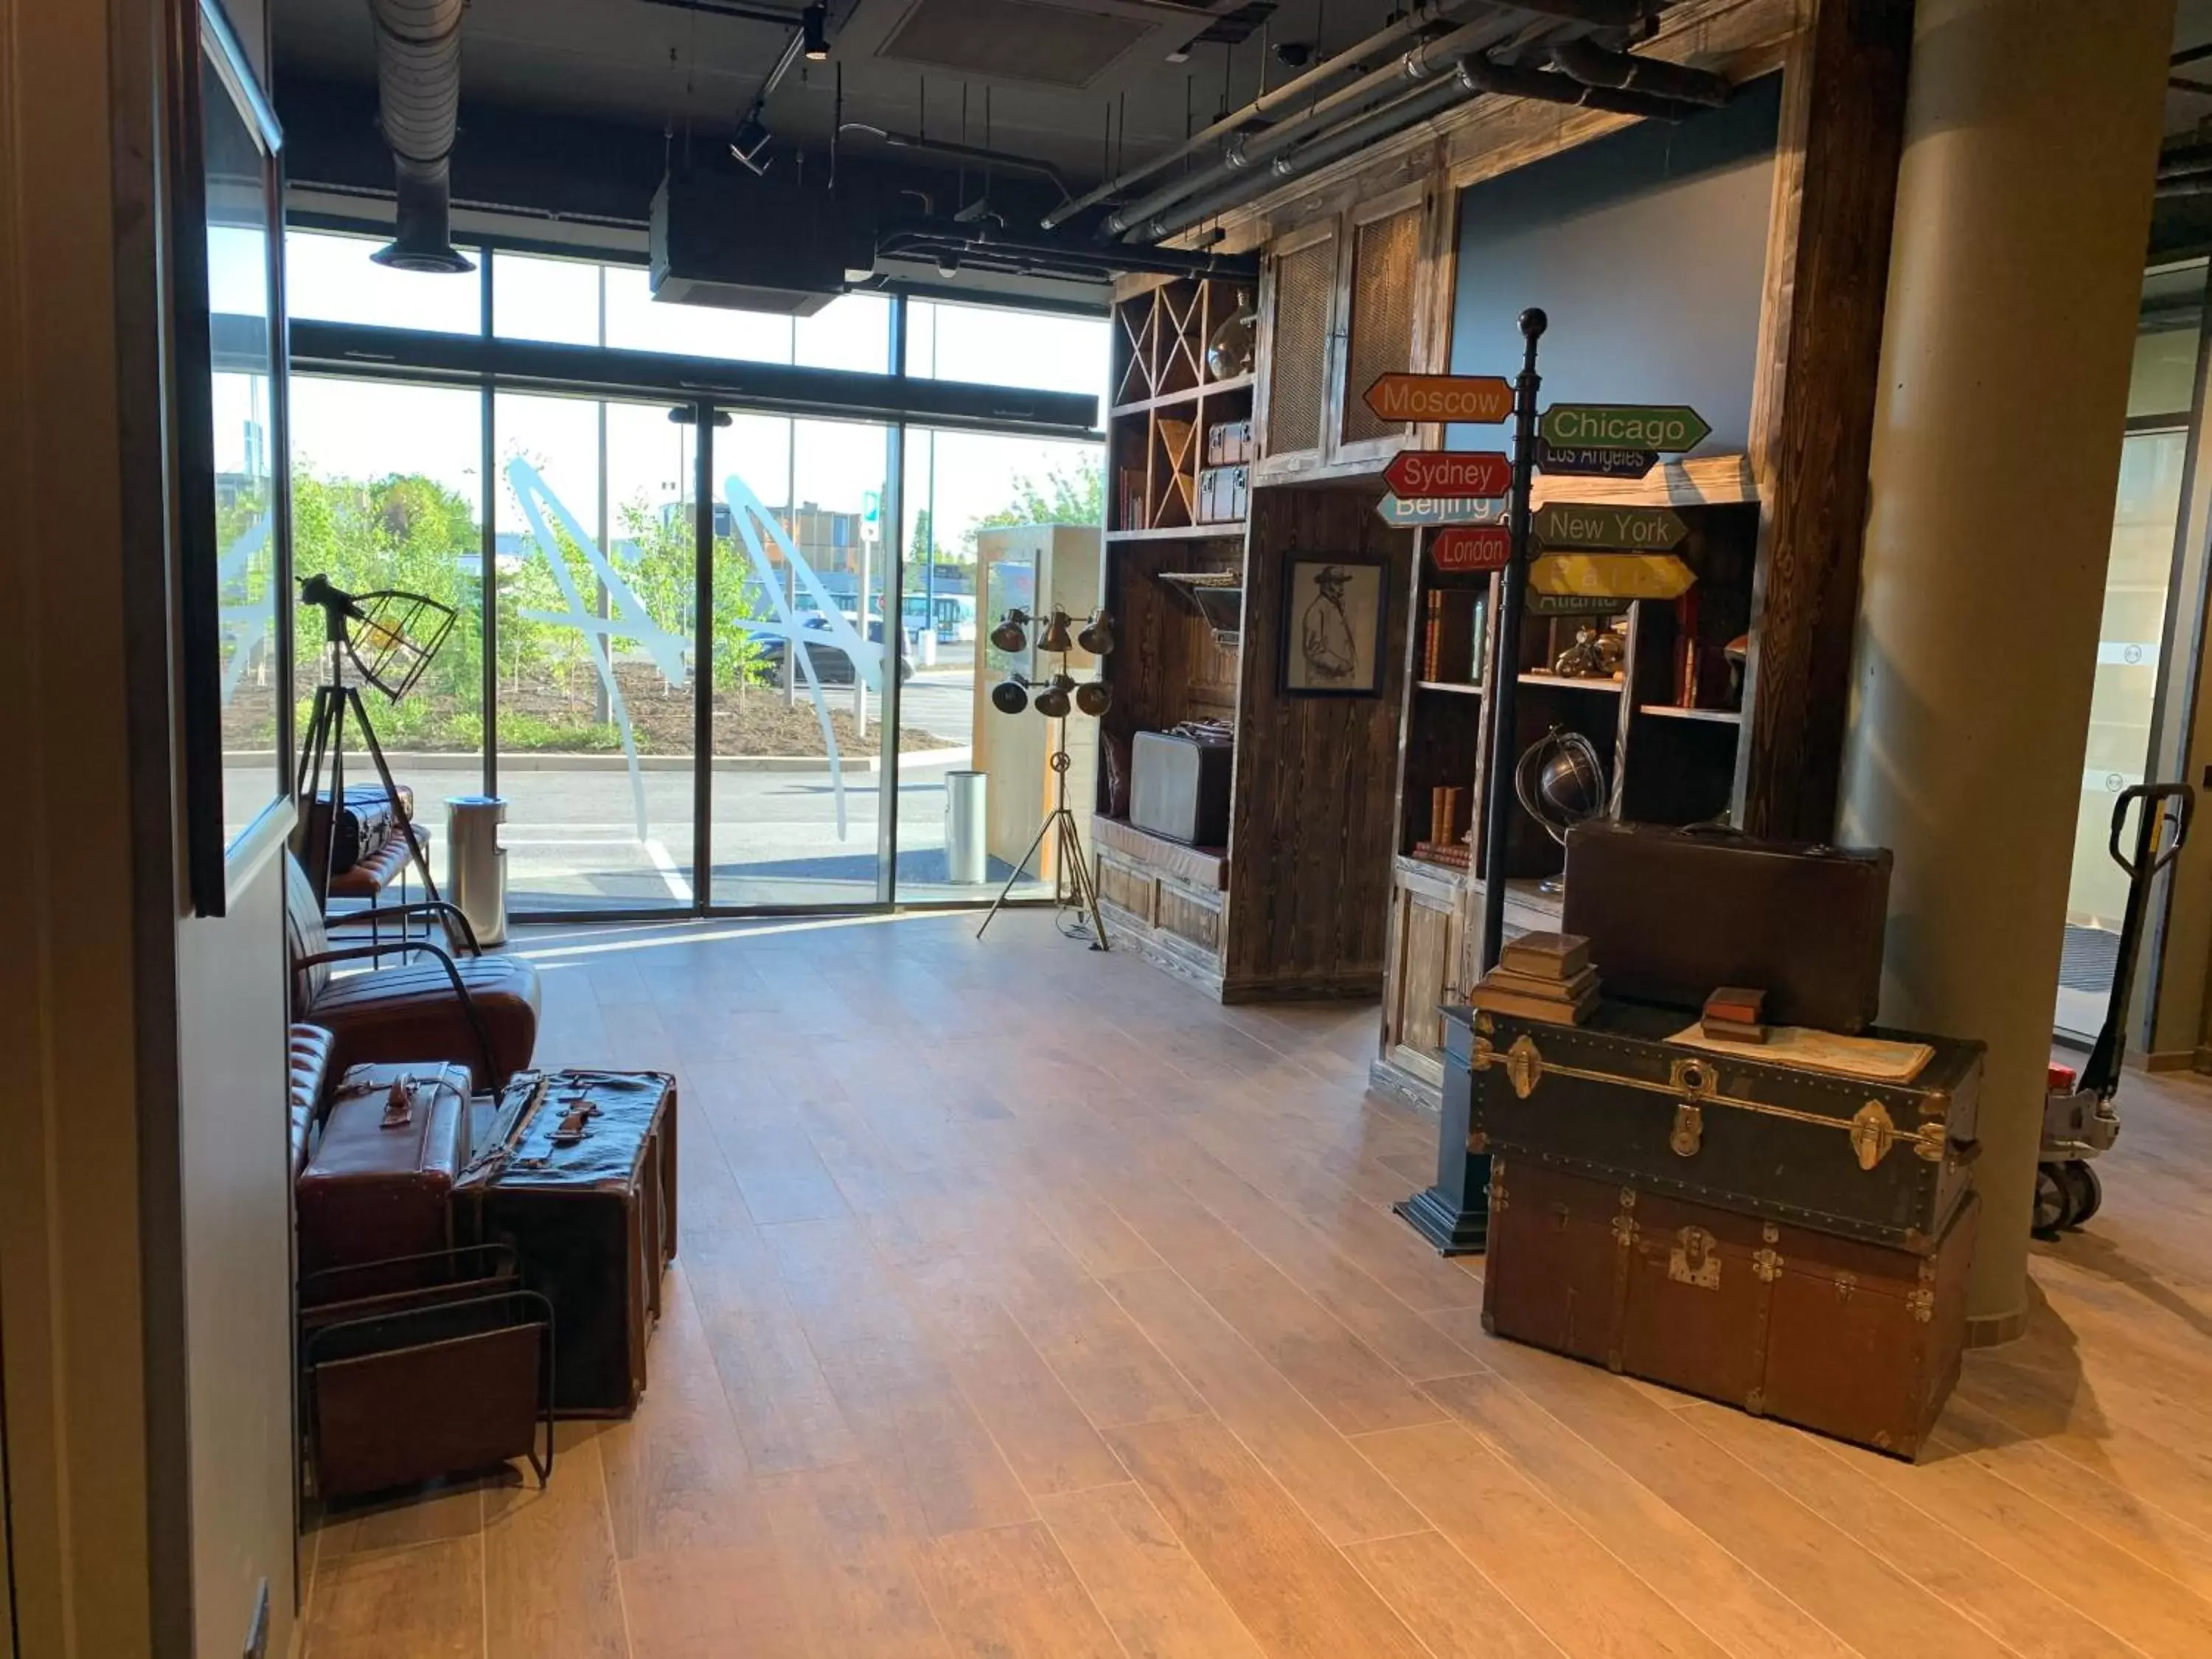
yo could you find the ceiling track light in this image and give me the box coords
[801,2,830,61]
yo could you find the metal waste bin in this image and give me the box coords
[445,795,509,947]
[944,771,988,886]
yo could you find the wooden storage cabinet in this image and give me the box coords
[1376,855,1467,1102]
[1093,815,1229,995]
[1256,182,1450,480]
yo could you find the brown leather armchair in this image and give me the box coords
[284,853,539,1091]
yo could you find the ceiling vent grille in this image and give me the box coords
[876,0,1152,88]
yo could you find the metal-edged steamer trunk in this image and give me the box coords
[1467,1002,1983,1251]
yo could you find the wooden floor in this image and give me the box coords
[302,908,2212,1659]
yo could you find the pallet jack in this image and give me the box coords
[2035,781,2194,1235]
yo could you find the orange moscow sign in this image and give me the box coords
[1363,373,1514,425]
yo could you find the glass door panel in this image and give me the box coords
[288,376,485,843]
[709,414,894,906]
[894,428,1104,901]
[494,391,698,913]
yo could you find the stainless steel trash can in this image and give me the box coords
[944,771,988,886]
[445,795,509,947]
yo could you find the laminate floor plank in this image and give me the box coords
[1102,1267,1427,1545]
[298,911,2212,1659]
[1032,1481,1270,1659]
[1102,1413,1431,1659]
[909,1520,1127,1659]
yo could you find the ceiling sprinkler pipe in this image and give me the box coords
[1459,52,1706,118]
[1040,0,1468,231]
[369,0,473,272]
[1101,9,1545,237]
[1548,35,1731,105]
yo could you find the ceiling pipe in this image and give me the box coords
[842,123,1076,204]
[1128,46,1707,244]
[878,225,1259,282]
[369,0,473,271]
[1041,0,1470,232]
[1101,7,1550,238]
[1549,35,1731,105]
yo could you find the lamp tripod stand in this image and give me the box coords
[975,742,1109,950]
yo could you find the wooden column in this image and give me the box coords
[1733,0,1916,840]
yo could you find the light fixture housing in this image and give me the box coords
[1038,608,1076,654]
[989,609,1030,653]
[1076,611,1115,655]
[1074,679,1113,717]
[990,675,1030,715]
[801,2,830,60]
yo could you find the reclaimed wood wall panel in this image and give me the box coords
[1226,487,1413,998]
[1734,0,1916,838]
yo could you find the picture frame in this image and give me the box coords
[1280,554,1388,696]
[175,0,292,915]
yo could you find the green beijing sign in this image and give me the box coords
[1540,404,1711,453]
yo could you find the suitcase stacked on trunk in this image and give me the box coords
[1469,821,1986,1458]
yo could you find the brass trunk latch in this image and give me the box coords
[1849,1101,1896,1171]
[1611,1187,1638,1248]
[1752,1222,1784,1283]
[1669,1102,1704,1158]
[1503,1034,1543,1099]
[1669,1225,1722,1289]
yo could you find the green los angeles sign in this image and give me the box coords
[1540,403,1711,453]
[1535,503,1688,552]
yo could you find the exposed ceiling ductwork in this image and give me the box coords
[368,0,473,273]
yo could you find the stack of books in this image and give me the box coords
[1471,930,1599,1026]
[1411,840,1471,869]
[1429,785,1467,846]
[1701,986,1767,1043]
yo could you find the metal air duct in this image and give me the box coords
[369,0,473,274]
[1549,36,1731,105]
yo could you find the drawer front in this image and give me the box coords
[1096,849,1158,925]
[1158,879,1223,953]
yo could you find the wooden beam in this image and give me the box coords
[1734,0,1916,839]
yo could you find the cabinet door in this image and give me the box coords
[1335,185,1429,466]
[1258,218,1338,463]
[1385,866,1464,1071]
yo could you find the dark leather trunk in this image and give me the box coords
[1483,1158,1976,1458]
[296,1062,472,1283]
[1468,1002,1981,1252]
[1561,821,1892,1031]
[459,1070,679,1417]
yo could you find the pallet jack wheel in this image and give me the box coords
[2062,1160,2103,1227]
[2032,1163,2071,1236]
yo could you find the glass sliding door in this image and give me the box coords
[709,414,896,905]
[894,427,1104,901]
[288,375,486,836]
[494,391,699,912]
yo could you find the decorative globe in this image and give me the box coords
[1538,741,1605,824]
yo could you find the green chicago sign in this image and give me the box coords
[1540,403,1711,453]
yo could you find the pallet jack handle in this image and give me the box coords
[2081,782,2194,1100]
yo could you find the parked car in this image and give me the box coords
[749,615,914,686]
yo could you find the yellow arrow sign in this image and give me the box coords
[1528,552,1697,601]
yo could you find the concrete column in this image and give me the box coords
[1838,0,2171,1338]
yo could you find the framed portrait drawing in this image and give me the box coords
[1280,555,1387,696]
[175,0,292,914]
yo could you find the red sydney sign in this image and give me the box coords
[1383,450,1511,501]
[1430,526,1512,572]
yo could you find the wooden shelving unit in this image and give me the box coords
[1110,279,1255,539]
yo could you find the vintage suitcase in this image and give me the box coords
[1561,821,1892,1032]
[296,1061,472,1281]
[1130,729,1234,846]
[460,1070,678,1416]
[1482,1157,1977,1458]
[1468,1001,1982,1252]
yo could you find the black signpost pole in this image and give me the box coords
[1481,307,1545,974]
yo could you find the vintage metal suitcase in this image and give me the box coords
[460,1070,678,1416]
[1130,730,1234,847]
[296,1062,472,1281]
[1561,821,1892,1031]
[1482,1157,1976,1458]
[1469,1002,1982,1252]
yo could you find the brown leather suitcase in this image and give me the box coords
[459,1070,678,1417]
[1482,1156,1976,1458]
[295,1062,471,1282]
[1561,821,1893,1032]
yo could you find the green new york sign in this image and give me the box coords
[1535,503,1688,552]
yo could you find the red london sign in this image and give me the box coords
[1383,449,1511,501]
[1429,526,1512,573]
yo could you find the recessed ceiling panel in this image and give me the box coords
[877,0,1152,88]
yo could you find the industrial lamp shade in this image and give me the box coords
[1074,679,1113,717]
[990,676,1030,715]
[990,609,1030,653]
[1037,609,1076,654]
[1077,611,1116,655]
[1033,673,1074,719]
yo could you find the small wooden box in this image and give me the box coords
[1206,417,1254,465]
[1197,464,1248,524]
[1481,1156,1975,1458]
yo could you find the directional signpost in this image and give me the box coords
[1528,552,1697,602]
[1374,493,1505,529]
[1527,591,1624,616]
[1534,502,1688,553]
[1382,449,1512,501]
[1429,525,1512,573]
[1364,372,1514,425]
[1535,437,1658,479]
[1539,403,1711,453]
